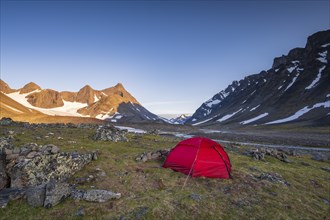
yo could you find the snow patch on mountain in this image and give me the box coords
[206,99,221,108]
[284,73,300,91]
[317,50,328,64]
[266,101,330,124]
[217,109,242,122]
[6,91,88,117]
[287,61,300,73]
[95,108,114,120]
[193,116,217,126]
[94,95,99,103]
[305,66,326,90]
[249,105,260,112]
[169,114,191,124]
[240,113,269,125]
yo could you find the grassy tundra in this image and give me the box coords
[0,125,329,220]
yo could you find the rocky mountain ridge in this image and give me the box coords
[0,80,161,123]
[169,114,191,124]
[186,30,330,127]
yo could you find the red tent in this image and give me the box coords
[163,137,231,179]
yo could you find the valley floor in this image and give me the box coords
[117,122,330,148]
[0,123,329,219]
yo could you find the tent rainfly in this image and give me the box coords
[163,137,231,179]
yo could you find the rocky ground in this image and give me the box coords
[116,121,330,148]
[0,118,329,219]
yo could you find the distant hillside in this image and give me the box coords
[186,30,330,127]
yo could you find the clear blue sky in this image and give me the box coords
[1,0,329,115]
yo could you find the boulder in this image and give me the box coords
[44,181,71,208]
[0,152,9,190]
[257,172,289,186]
[0,137,13,149]
[136,149,170,162]
[1,143,95,188]
[247,148,290,163]
[93,124,128,142]
[26,184,46,207]
[40,144,60,155]
[147,129,159,135]
[249,149,265,160]
[70,189,85,200]
[9,151,93,188]
[21,143,39,151]
[0,187,26,208]
[82,189,121,202]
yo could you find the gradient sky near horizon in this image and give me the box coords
[1,0,329,115]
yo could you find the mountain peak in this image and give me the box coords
[19,82,41,94]
[170,114,191,124]
[80,84,94,91]
[306,29,330,52]
[0,79,15,94]
[76,84,96,104]
[114,83,124,89]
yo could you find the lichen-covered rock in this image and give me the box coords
[40,144,60,155]
[0,137,13,149]
[0,187,26,208]
[9,151,94,188]
[249,149,265,160]
[26,184,46,207]
[1,142,97,189]
[93,124,128,142]
[136,149,170,162]
[44,181,71,208]
[257,172,289,186]
[247,148,290,163]
[82,189,121,202]
[147,129,159,135]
